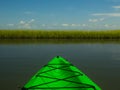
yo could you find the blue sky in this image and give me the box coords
[1,0,120,30]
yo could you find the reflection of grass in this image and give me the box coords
[1,39,120,45]
[1,30,120,39]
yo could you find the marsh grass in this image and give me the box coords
[0,30,120,40]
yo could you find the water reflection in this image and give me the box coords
[0,39,120,44]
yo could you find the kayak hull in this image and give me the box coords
[22,56,101,90]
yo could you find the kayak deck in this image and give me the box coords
[22,56,101,90]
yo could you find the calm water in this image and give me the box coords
[0,40,120,90]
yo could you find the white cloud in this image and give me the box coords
[82,24,87,27]
[24,24,31,29]
[28,19,35,23]
[61,24,81,27]
[62,24,69,26]
[71,24,81,26]
[99,18,105,21]
[31,19,35,22]
[19,19,35,29]
[41,24,46,26]
[89,18,105,23]
[104,24,109,27]
[112,6,120,9]
[20,21,25,24]
[7,24,14,26]
[92,13,120,17]
[112,6,120,11]
[103,24,115,28]
[89,19,98,22]
[71,24,77,26]
[18,23,31,29]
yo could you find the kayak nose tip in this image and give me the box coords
[21,87,27,90]
[57,56,59,58]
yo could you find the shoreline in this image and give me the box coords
[0,39,120,45]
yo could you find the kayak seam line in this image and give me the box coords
[29,74,95,89]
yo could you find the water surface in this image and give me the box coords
[0,40,120,90]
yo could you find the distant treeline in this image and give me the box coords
[0,30,120,40]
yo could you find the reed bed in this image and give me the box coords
[0,30,120,40]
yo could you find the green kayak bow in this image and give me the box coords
[22,56,101,90]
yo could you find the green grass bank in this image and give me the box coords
[0,30,120,40]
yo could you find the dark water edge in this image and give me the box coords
[1,39,120,44]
